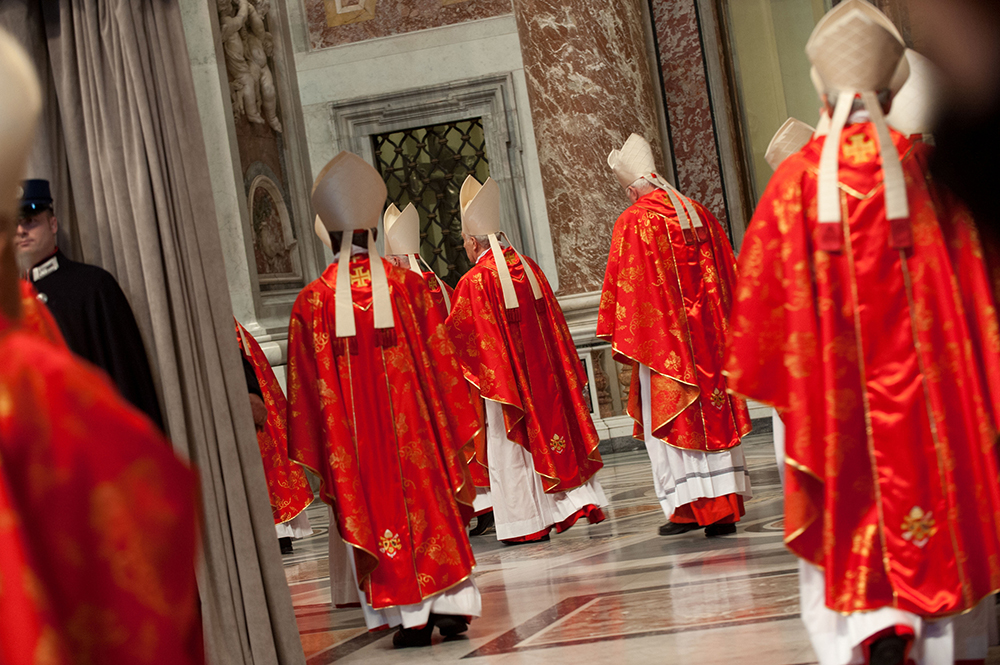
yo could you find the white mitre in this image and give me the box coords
[460,175,541,312]
[384,201,452,309]
[311,151,392,338]
[806,0,908,231]
[0,29,42,221]
[765,118,816,171]
[886,49,941,138]
[607,133,704,236]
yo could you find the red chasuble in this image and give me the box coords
[287,255,480,610]
[419,270,490,491]
[0,313,203,665]
[725,122,1000,617]
[19,279,65,347]
[235,320,314,524]
[422,270,453,316]
[597,189,751,450]
[447,247,603,494]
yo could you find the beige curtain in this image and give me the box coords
[0,2,305,664]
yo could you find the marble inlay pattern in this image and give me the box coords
[303,0,513,49]
[509,0,664,295]
[283,434,818,663]
[283,433,1000,664]
[649,0,728,226]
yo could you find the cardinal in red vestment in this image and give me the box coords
[599,134,752,537]
[287,152,483,648]
[0,28,203,665]
[235,319,314,549]
[383,202,493,528]
[725,3,1000,663]
[447,176,606,544]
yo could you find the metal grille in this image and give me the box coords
[371,118,490,287]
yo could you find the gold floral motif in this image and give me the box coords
[901,506,937,548]
[378,529,403,559]
[313,332,330,354]
[549,433,567,454]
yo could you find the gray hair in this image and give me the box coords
[628,177,657,196]
[467,233,509,250]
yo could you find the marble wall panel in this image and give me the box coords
[649,0,728,227]
[304,0,513,49]
[510,0,664,295]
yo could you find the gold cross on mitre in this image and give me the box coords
[842,133,877,166]
[350,265,371,288]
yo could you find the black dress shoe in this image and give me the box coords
[869,635,908,665]
[705,523,737,537]
[501,533,550,546]
[392,623,434,648]
[431,613,469,638]
[279,537,294,554]
[469,511,495,536]
[658,522,701,536]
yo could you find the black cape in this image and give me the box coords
[30,249,164,430]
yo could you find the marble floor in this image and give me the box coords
[282,432,999,664]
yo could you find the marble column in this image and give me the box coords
[648,0,728,228]
[509,0,664,295]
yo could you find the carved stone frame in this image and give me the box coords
[326,73,542,260]
[247,173,303,283]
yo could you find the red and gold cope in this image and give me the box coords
[447,247,603,494]
[726,122,1000,616]
[597,188,752,452]
[287,256,480,610]
[236,319,314,525]
[0,312,202,665]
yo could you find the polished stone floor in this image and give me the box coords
[282,432,998,664]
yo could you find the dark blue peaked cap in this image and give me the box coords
[19,179,53,215]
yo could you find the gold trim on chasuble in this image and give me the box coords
[842,194,898,609]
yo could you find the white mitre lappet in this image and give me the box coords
[607,133,705,242]
[765,118,816,171]
[886,49,941,139]
[460,175,541,317]
[0,29,42,222]
[311,151,392,340]
[383,202,451,309]
[806,0,908,249]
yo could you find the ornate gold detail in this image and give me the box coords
[901,506,937,548]
[709,388,726,410]
[350,266,371,288]
[549,433,567,454]
[378,529,402,559]
[843,133,877,166]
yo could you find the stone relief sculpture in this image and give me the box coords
[249,174,298,279]
[218,0,282,133]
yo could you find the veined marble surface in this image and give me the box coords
[648,0,728,227]
[508,0,664,295]
[283,435,999,664]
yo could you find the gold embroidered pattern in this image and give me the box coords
[378,529,402,559]
[709,388,726,410]
[901,506,937,548]
[549,434,567,454]
[843,133,877,165]
[350,266,371,288]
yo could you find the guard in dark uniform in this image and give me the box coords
[16,179,163,429]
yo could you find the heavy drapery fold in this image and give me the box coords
[0,2,304,663]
